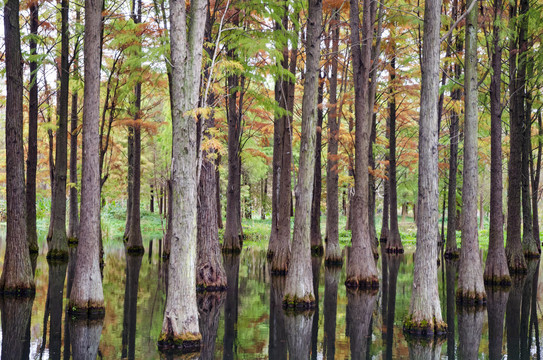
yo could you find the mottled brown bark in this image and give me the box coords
[484,0,511,286]
[346,0,379,289]
[68,0,104,316]
[68,64,80,242]
[310,78,324,256]
[405,0,446,336]
[1,0,35,294]
[283,0,321,308]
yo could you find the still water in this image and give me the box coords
[0,241,542,359]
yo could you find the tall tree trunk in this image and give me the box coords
[125,0,144,254]
[68,0,104,317]
[484,0,511,285]
[457,0,486,304]
[386,53,403,254]
[325,9,342,265]
[346,0,379,289]
[26,1,39,254]
[506,0,528,273]
[150,184,154,213]
[310,77,324,256]
[368,114,378,255]
[216,155,223,229]
[268,7,295,274]
[404,0,446,335]
[158,0,207,350]
[48,0,71,260]
[1,0,35,294]
[68,52,80,243]
[530,114,542,246]
[283,0,322,308]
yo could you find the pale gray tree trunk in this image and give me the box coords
[69,319,103,360]
[285,313,314,360]
[1,0,35,294]
[283,0,322,308]
[457,308,484,359]
[404,0,446,335]
[158,0,207,351]
[68,0,104,316]
[457,0,486,304]
[346,0,379,289]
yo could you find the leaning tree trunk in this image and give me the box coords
[506,0,528,274]
[346,0,379,289]
[310,78,324,256]
[386,53,403,254]
[158,0,207,350]
[325,9,342,265]
[283,0,322,308]
[68,0,104,317]
[484,0,511,286]
[457,0,486,304]
[268,7,294,274]
[1,0,35,295]
[48,0,71,260]
[404,0,446,336]
[26,1,39,254]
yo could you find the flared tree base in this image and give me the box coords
[282,293,316,310]
[523,250,541,259]
[345,275,379,290]
[324,257,343,267]
[311,245,324,257]
[507,251,527,274]
[385,246,404,254]
[444,249,460,260]
[46,249,69,262]
[455,289,486,307]
[483,274,511,287]
[221,246,242,255]
[403,317,447,337]
[0,285,35,297]
[67,301,105,319]
[157,332,202,354]
[68,237,79,245]
[126,245,145,255]
[28,245,39,254]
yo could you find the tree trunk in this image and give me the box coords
[310,77,324,256]
[346,0,379,289]
[487,289,509,360]
[457,0,486,304]
[325,9,342,265]
[404,0,446,335]
[150,184,154,213]
[268,7,294,274]
[531,114,542,247]
[216,154,223,229]
[163,180,172,259]
[0,297,34,359]
[283,0,321,308]
[68,55,80,243]
[26,1,39,254]
[68,0,104,317]
[323,267,340,360]
[1,0,35,294]
[484,0,511,285]
[48,0,71,260]
[506,0,528,273]
[380,160,390,243]
[121,254,142,359]
[386,54,403,254]
[158,0,207,350]
[346,290,377,360]
[368,114,378,255]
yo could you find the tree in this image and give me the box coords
[346,0,379,289]
[456,0,486,304]
[325,8,343,265]
[283,0,322,308]
[310,76,324,256]
[157,0,207,350]
[1,0,35,294]
[403,0,446,335]
[68,0,105,316]
[484,0,511,286]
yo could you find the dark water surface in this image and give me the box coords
[0,240,542,359]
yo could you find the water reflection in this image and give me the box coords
[487,288,508,359]
[507,274,526,359]
[346,289,377,359]
[445,260,457,360]
[69,318,103,360]
[311,256,321,360]
[285,312,314,360]
[323,266,340,360]
[45,261,68,359]
[223,254,240,360]
[269,276,287,359]
[384,254,401,360]
[407,338,443,360]
[1,296,33,360]
[457,307,484,360]
[198,293,225,360]
[122,254,143,359]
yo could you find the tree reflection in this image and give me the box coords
[346,289,377,359]
[285,311,314,360]
[69,318,103,360]
[311,256,321,360]
[384,254,402,360]
[223,254,240,360]
[323,266,340,360]
[47,261,68,359]
[457,307,484,360]
[121,254,143,359]
[486,288,509,360]
[269,275,287,359]
[1,296,34,360]
[445,260,457,360]
[198,293,225,360]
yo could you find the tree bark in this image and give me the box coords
[484,0,511,285]
[310,77,324,256]
[26,1,39,254]
[1,0,35,294]
[404,0,446,336]
[268,6,294,274]
[68,53,80,243]
[48,0,71,260]
[325,9,342,265]
[346,290,377,360]
[506,0,528,273]
[457,0,486,304]
[158,0,207,351]
[386,54,403,254]
[283,0,322,308]
[346,0,379,289]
